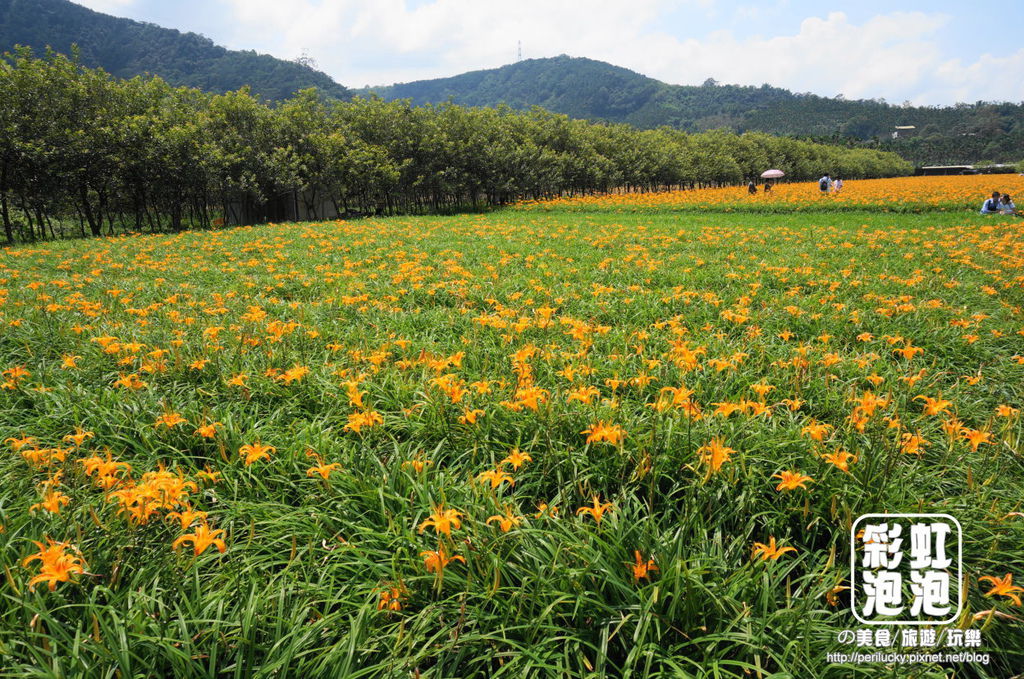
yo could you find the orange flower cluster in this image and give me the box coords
[518,175,1024,213]
[106,465,198,524]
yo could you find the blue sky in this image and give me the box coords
[73,0,1024,105]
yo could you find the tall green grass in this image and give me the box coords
[0,210,1022,678]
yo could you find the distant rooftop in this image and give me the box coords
[919,163,1014,169]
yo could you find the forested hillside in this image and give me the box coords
[0,0,350,100]
[4,2,1019,165]
[363,56,1024,165]
[362,56,797,131]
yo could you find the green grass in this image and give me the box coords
[0,209,1022,678]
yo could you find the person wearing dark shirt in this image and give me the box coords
[818,174,832,194]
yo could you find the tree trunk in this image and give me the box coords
[80,186,101,237]
[171,202,182,232]
[0,191,12,246]
[0,164,12,245]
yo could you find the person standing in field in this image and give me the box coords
[833,177,844,194]
[818,174,831,195]
[763,181,772,193]
[748,180,758,194]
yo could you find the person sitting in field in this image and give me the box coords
[763,181,772,193]
[980,191,1002,214]
[999,193,1016,215]
[833,177,844,194]
[748,180,757,194]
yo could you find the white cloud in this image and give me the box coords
[72,0,138,14]
[925,50,1024,104]
[633,12,948,102]
[211,1,1024,105]
[218,0,677,85]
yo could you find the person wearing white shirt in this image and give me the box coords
[999,193,1016,215]
[980,191,1002,214]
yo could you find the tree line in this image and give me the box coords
[0,48,914,244]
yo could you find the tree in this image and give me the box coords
[0,50,915,244]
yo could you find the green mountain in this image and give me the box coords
[2,0,1019,165]
[362,56,797,131]
[361,56,1024,165]
[0,0,350,100]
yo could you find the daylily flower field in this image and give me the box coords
[521,174,1024,213]
[1,177,1023,677]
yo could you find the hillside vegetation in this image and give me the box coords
[0,0,350,100]
[363,56,1024,165]
[4,2,1020,165]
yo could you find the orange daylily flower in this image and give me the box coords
[801,420,832,441]
[166,506,209,531]
[418,505,463,536]
[402,453,432,473]
[307,461,341,480]
[344,410,384,433]
[696,437,735,474]
[457,408,486,424]
[961,428,992,452]
[477,469,514,489]
[486,507,524,533]
[581,421,626,446]
[900,432,928,457]
[23,538,87,592]
[30,489,71,514]
[826,585,850,607]
[197,466,222,484]
[534,503,559,518]
[239,442,275,466]
[62,429,94,446]
[172,521,227,556]
[772,470,813,491]
[420,547,465,574]
[752,536,796,561]
[377,583,408,611]
[979,574,1024,606]
[5,435,36,451]
[500,449,532,470]
[629,550,658,582]
[153,411,190,428]
[821,450,857,472]
[915,394,952,416]
[194,422,222,439]
[576,495,614,525]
